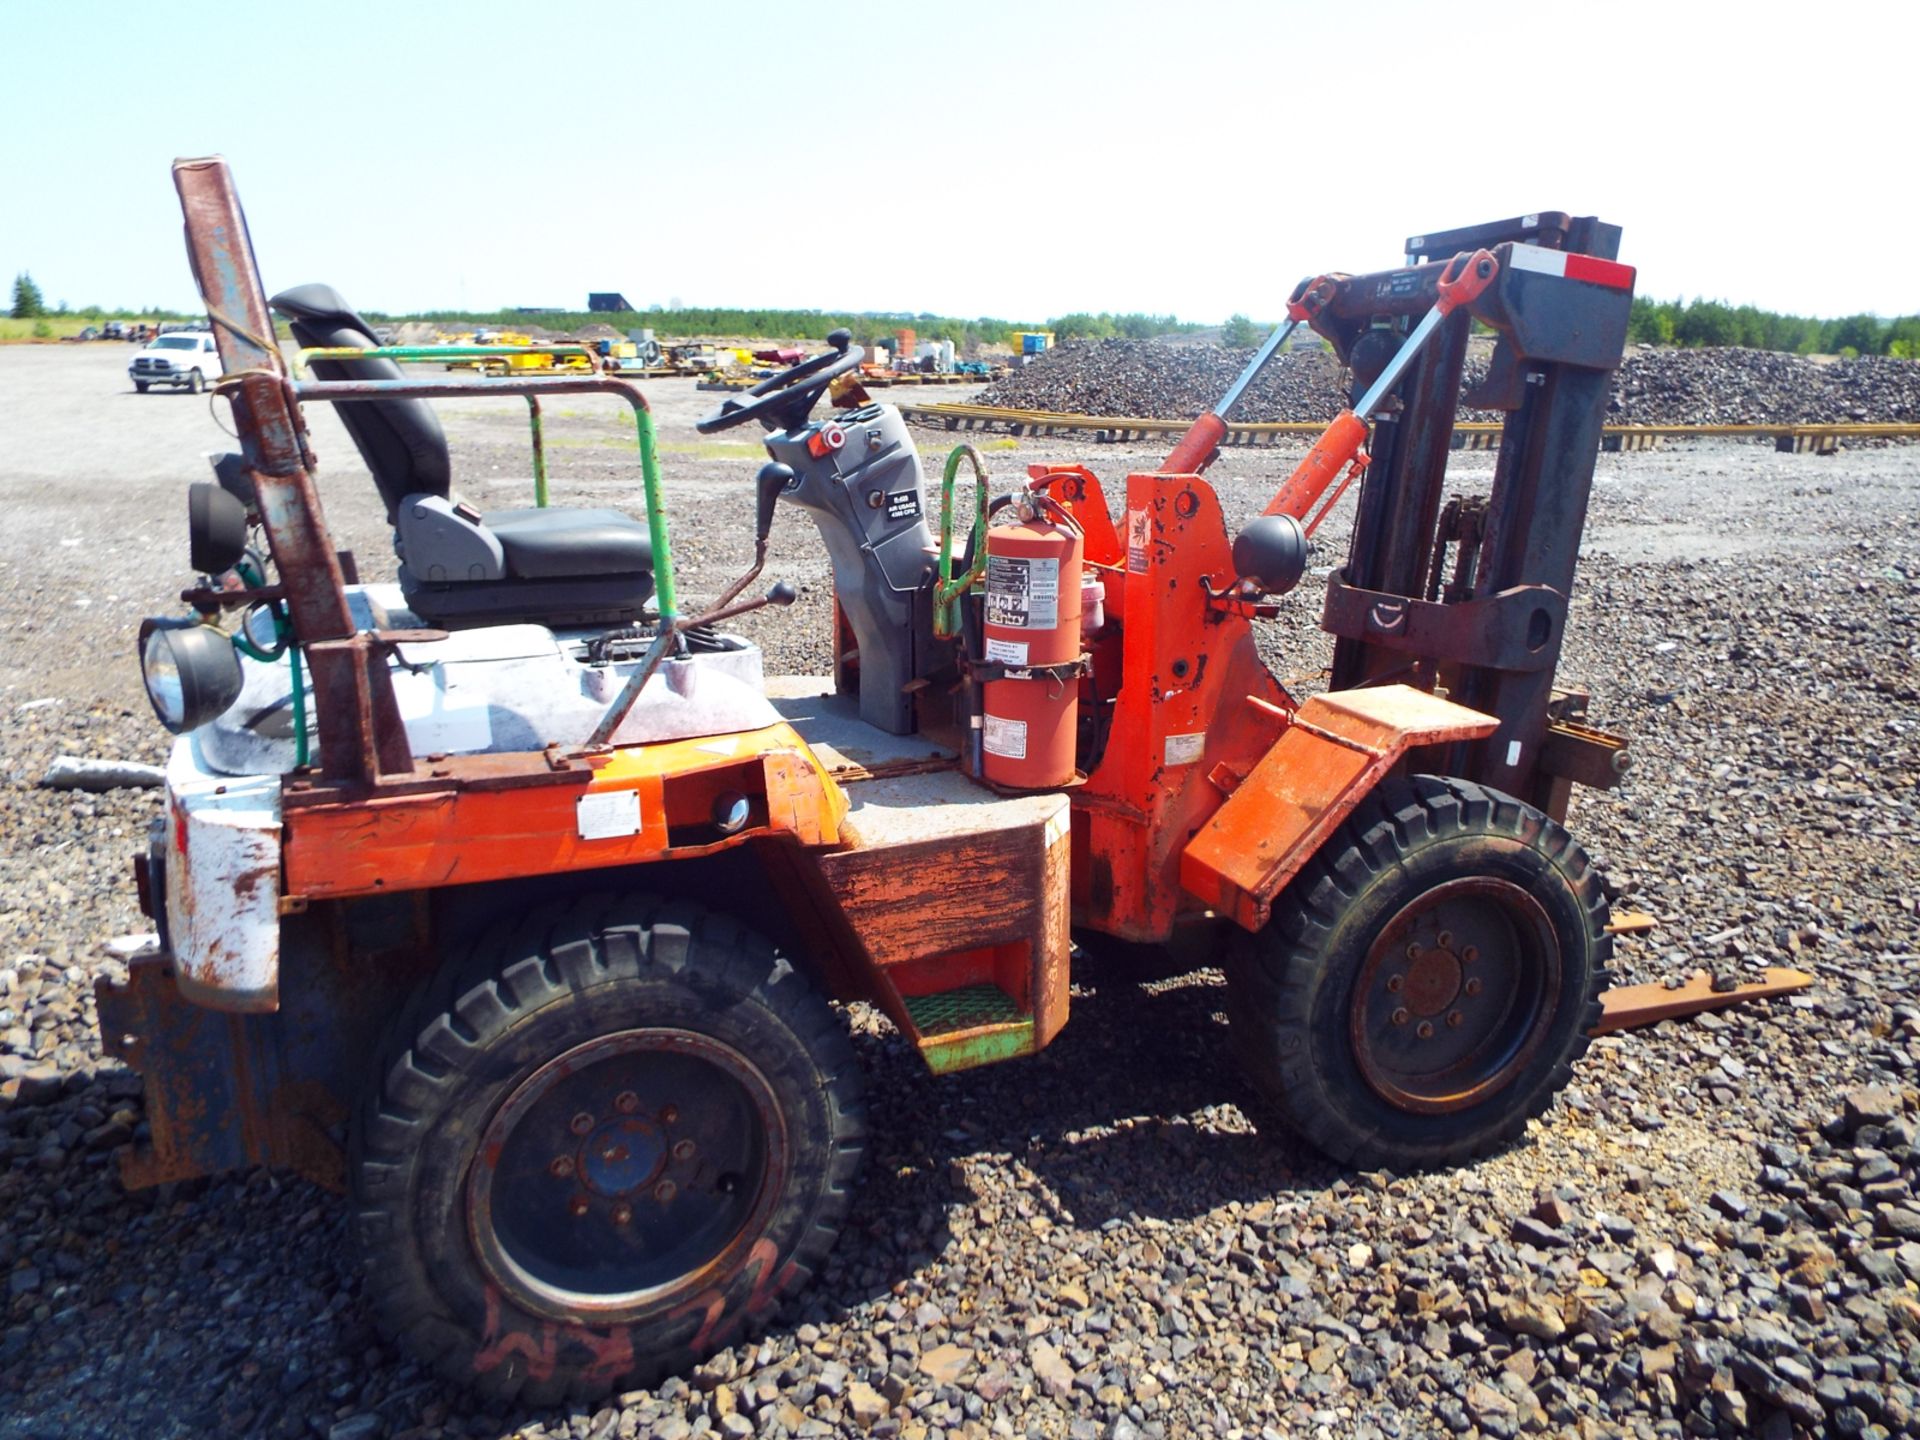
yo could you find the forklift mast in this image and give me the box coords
[1306,212,1634,819]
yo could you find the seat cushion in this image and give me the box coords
[486,506,654,581]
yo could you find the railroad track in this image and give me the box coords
[895,402,1920,455]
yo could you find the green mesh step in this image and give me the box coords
[903,983,1025,1038]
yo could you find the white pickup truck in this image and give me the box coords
[129,331,223,393]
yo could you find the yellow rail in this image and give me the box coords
[896,402,1920,449]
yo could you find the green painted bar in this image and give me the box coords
[635,408,675,618]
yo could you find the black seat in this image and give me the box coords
[271,284,654,629]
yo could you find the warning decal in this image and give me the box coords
[1126,507,1151,574]
[985,553,1059,630]
[983,714,1028,760]
[984,637,1029,666]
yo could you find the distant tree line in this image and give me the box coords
[388,305,1209,352]
[1629,297,1920,359]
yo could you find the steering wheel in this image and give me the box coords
[696,328,866,434]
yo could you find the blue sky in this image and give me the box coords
[4,0,1914,322]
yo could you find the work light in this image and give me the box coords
[139,617,243,734]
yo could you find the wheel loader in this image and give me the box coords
[107,158,1665,1403]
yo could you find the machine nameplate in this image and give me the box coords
[576,788,641,840]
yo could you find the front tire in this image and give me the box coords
[186,368,205,394]
[1226,775,1609,1170]
[353,897,866,1405]
[133,381,149,393]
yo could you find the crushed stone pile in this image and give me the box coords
[973,340,1920,428]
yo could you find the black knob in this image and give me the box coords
[754,462,795,544]
[766,580,798,606]
[827,328,852,352]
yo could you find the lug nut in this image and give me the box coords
[568,1195,591,1218]
[612,1203,632,1226]
[1462,946,1478,964]
[655,1179,678,1204]
[1416,1021,1435,1039]
[570,1112,595,1135]
[1405,943,1421,961]
[1386,975,1404,994]
[671,1139,697,1162]
[1437,931,1454,950]
[615,1091,640,1114]
[660,1105,679,1126]
[549,1156,575,1179]
[1391,1008,1410,1027]
[1447,1011,1464,1029]
[1464,977,1483,996]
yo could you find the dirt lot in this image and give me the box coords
[1,342,1917,1440]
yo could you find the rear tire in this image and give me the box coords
[1226,775,1608,1170]
[352,896,866,1405]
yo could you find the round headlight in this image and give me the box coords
[139,618,244,734]
[188,480,249,576]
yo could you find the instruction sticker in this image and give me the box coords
[984,637,1029,666]
[576,789,641,841]
[1164,731,1206,767]
[1126,507,1151,574]
[884,488,922,521]
[983,714,1028,760]
[985,553,1059,630]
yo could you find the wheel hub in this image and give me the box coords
[577,1116,668,1197]
[1350,877,1561,1115]
[467,1028,787,1323]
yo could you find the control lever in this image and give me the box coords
[756,462,794,548]
[585,468,802,747]
[585,582,796,746]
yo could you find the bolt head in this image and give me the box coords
[1437,930,1454,951]
[568,1195,591,1217]
[660,1105,679,1126]
[1405,943,1422,961]
[1461,945,1479,964]
[549,1155,575,1179]
[1386,975,1404,994]
[671,1138,697,1162]
[654,1179,678,1204]
[612,1203,632,1226]
[1464,977,1483,996]
[1391,1008,1410,1027]
[1447,1011,1464,1028]
[614,1090,640,1114]
[570,1111,595,1136]
[1416,1021,1434,1039]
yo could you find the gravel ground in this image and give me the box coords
[1,344,1917,1440]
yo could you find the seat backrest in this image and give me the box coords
[270,284,451,521]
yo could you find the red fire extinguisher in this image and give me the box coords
[981,497,1084,788]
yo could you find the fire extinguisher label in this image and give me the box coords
[983,714,1028,760]
[984,637,1029,666]
[985,554,1059,630]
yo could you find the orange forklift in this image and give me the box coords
[108,159,1723,1402]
